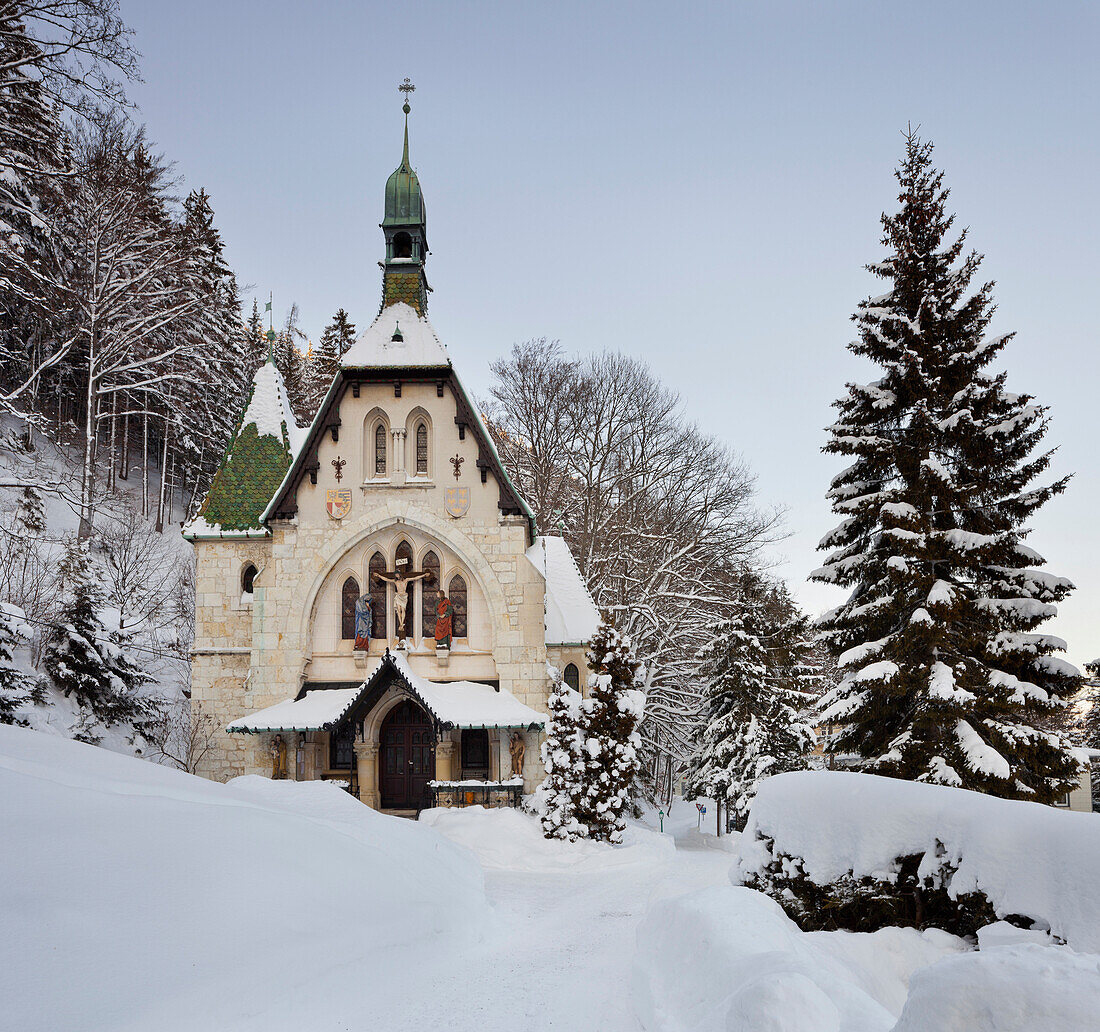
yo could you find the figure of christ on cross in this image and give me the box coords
[371,560,434,641]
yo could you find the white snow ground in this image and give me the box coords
[4,727,1098,1032]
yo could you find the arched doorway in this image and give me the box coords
[379,699,434,809]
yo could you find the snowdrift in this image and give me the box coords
[420,803,675,873]
[734,770,1100,950]
[632,885,966,1032]
[890,943,1100,1032]
[0,726,486,1032]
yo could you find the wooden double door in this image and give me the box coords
[379,700,434,809]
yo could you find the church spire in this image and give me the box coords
[380,80,429,315]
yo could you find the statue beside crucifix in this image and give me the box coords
[372,558,434,641]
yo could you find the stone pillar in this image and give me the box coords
[354,741,379,809]
[390,428,407,483]
[435,738,455,781]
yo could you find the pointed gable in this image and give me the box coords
[184,361,304,538]
[341,303,450,369]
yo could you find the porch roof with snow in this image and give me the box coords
[226,649,545,734]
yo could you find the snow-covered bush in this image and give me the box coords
[735,770,1100,950]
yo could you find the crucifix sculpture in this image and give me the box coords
[372,558,434,640]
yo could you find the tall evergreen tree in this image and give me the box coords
[43,539,153,737]
[575,618,646,844]
[812,131,1081,803]
[304,308,356,415]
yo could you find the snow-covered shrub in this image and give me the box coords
[735,770,1100,950]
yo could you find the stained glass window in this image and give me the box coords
[448,574,467,638]
[421,551,440,637]
[341,576,359,640]
[415,422,428,475]
[374,423,386,475]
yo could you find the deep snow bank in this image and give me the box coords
[0,726,486,1032]
[735,770,1100,950]
[890,943,1100,1032]
[632,885,966,1032]
[420,803,675,872]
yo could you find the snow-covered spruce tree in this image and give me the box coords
[43,539,153,738]
[575,619,645,844]
[0,602,41,725]
[812,132,1081,803]
[539,670,587,841]
[687,596,814,831]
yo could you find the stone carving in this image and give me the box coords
[270,734,287,779]
[373,562,432,640]
[435,593,454,649]
[509,733,526,778]
[353,593,373,651]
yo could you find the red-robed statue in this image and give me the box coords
[435,593,454,649]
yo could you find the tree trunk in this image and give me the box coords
[119,402,129,481]
[141,403,149,517]
[78,367,97,539]
[156,416,170,532]
[106,392,117,494]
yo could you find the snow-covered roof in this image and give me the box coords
[526,536,601,645]
[226,686,361,733]
[226,650,545,734]
[341,303,450,369]
[243,360,307,455]
[387,651,545,730]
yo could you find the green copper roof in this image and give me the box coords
[383,107,425,228]
[191,364,297,533]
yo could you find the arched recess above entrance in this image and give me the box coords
[300,512,507,655]
[362,684,428,745]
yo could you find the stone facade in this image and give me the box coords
[189,374,568,803]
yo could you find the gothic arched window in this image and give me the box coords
[341,576,359,640]
[369,552,387,640]
[421,550,440,637]
[374,423,387,476]
[394,541,414,638]
[241,563,257,595]
[415,421,428,476]
[448,574,468,638]
[564,663,580,692]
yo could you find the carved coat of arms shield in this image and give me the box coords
[326,488,352,520]
[445,486,470,518]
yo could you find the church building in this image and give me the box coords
[184,101,599,812]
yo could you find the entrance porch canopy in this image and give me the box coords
[226,649,545,734]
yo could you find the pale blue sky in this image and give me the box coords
[124,0,1098,665]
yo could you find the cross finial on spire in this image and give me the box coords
[398,78,415,167]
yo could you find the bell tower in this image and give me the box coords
[380,80,429,315]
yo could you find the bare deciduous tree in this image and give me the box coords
[486,340,783,784]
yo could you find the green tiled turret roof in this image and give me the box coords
[185,361,303,537]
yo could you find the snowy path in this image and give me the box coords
[375,812,734,1032]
